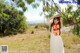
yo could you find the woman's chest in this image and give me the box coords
[52,24,60,35]
[52,24,60,30]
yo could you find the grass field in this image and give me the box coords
[0,27,80,53]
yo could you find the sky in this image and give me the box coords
[24,0,60,24]
[24,0,61,24]
[5,0,77,24]
[24,0,46,24]
[23,0,77,24]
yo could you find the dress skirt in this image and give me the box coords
[50,33,64,53]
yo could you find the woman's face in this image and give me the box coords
[54,19,59,24]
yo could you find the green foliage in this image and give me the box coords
[35,24,49,30]
[18,1,25,7]
[73,23,80,36]
[0,0,5,3]
[42,0,80,35]
[26,0,35,4]
[10,0,36,12]
[42,0,60,18]
[31,3,39,8]
[61,5,80,35]
[0,3,28,35]
[4,0,40,12]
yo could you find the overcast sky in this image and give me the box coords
[5,0,77,24]
[23,0,77,24]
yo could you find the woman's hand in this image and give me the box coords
[60,17,63,27]
[48,16,54,25]
[60,17,63,22]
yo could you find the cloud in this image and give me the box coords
[24,12,46,23]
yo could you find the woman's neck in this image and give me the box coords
[53,23,59,25]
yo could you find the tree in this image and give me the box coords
[0,3,28,35]
[4,0,39,12]
[73,0,80,35]
[0,0,41,35]
[42,0,80,35]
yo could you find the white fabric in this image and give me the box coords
[50,28,64,53]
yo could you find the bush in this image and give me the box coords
[35,23,49,30]
[0,3,28,35]
[72,23,80,36]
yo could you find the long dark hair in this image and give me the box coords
[50,17,61,35]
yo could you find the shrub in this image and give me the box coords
[35,23,49,30]
[0,3,28,35]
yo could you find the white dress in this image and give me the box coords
[50,27,64,53]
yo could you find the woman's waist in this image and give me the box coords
[51,33,60,36]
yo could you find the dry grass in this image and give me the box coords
[62,32,80,53]
[0,27,80,53]
[0,28,50,53]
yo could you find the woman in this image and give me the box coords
[48,13,64,53]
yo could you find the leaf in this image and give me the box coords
[26,0,35,4]
[31,3,39,8]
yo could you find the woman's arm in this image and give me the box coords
[48,15,57,21]
[60,17,63,35]
[60,17,63,28]
[48,16,55,25]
